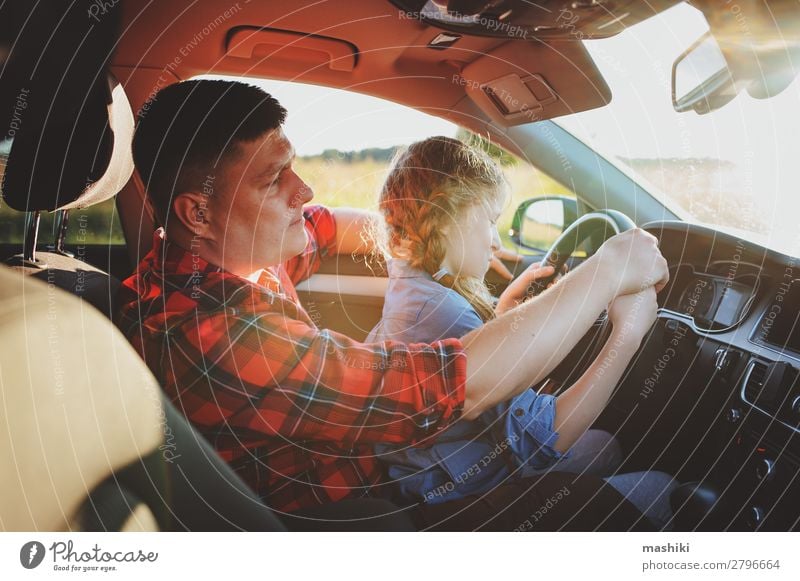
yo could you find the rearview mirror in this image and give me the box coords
[509,195,577,251]
[672,30,800,114]
[672,32,736,114]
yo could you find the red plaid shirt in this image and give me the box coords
[116,205,466,512]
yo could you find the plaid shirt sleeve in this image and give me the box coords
[283,204,337,285]
[167,290,466,446]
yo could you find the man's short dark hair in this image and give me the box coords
[132,79,287,223]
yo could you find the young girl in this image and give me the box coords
[368,136,677,527]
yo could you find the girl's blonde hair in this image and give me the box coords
[376,136,509,322]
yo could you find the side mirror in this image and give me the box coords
[509,195,578,252]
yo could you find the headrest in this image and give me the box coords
[0,1,129,212]
[1,72,135,212]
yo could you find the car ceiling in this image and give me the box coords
[111,0,680,153]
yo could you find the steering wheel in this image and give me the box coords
[527,209,637,296]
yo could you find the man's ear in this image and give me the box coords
[171,192,213,238]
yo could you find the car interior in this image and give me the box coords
[1,0,799,531]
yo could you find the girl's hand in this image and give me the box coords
[489,247,523,280]
[495,261,566,315]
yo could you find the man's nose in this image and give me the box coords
[289,174,314,207]
[297,176,314,203]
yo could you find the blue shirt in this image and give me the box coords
[367,259,569,504]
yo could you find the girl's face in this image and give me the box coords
[440,192,504,279]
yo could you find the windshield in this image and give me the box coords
[555,2,800,258]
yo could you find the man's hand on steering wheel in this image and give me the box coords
[491,209,668,320]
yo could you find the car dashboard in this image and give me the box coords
[596,220,800,531]
[661,261,761,333]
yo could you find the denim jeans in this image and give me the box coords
[523,429,679,529]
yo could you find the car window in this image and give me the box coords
[196,75,577,252]
[0,197,125,247]
[0,140,125,246]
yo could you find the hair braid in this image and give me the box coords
[377,136,508,323]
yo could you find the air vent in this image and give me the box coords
[740,360,800,435]
[742,360,768,405]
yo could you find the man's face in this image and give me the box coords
[208,128,313,276]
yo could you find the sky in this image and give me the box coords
[199,74,457,156]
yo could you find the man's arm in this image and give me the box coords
[550,288,656,453]
[165,230,663,451]
[321,216,670,426]
[460,228,669,420]
[331,207,380,256]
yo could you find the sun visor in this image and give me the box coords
[459,40,611,126]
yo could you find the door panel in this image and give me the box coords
[297,253,567,340]
[296,272,387,341]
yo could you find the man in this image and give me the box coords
[117,79,669,530]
